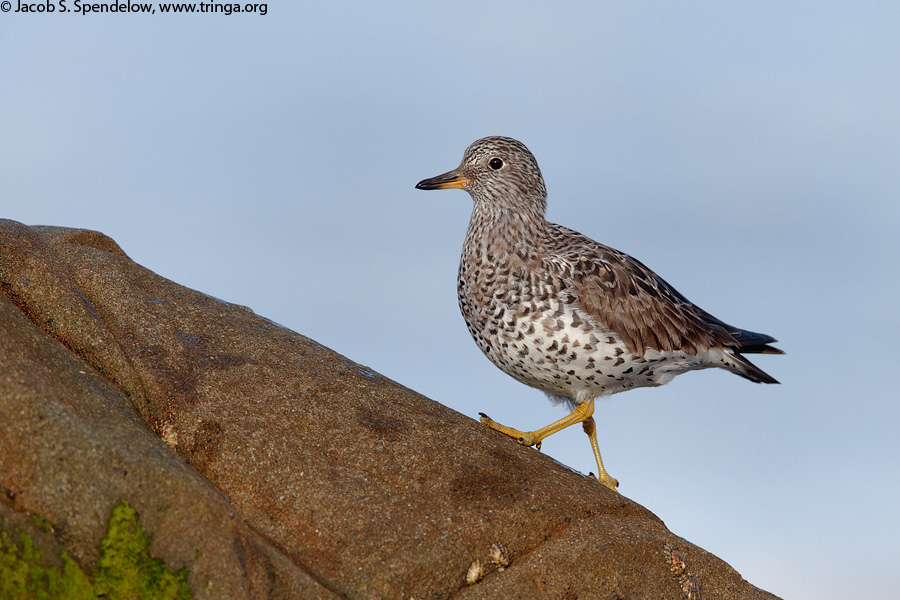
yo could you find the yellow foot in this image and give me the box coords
[479,413,541,447]
[479,401,620,494]
[589,471,620,492]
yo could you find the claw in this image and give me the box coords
[589,472,619,492]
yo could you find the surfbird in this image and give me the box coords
[415,136,782,492]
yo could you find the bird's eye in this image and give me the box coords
[488,158,503,170]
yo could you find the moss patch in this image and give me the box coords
[0,529,93,600]
[93,500,190,599]
[0,501,190,599]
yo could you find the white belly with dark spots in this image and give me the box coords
[462,295,709,402]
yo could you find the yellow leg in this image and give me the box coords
[480,398,595,447]
[581,416,618,492]
[480,398,619,492]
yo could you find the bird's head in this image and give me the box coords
[416,136,547,214]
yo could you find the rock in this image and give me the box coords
[0,219,781,599]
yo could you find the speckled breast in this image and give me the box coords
[458,259,659,401]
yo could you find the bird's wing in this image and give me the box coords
[543,224,740,356]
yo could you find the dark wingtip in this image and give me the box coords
[744,367,780,384]
[732,352,781,384]
[741,344,785,355]
[755,372,781,385]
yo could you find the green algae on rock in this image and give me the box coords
[0,501,189,600]
[0,528,94,600]
[93,500,190,600]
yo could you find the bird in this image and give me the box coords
[415,136,782,492]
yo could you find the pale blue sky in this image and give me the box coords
[3,3,899,598]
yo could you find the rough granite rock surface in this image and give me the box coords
[0,219,782,599]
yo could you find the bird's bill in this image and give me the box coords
[415,169,471,190]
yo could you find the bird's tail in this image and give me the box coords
[727,350,781,384]
[702,314,783,383]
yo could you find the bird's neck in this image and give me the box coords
[464,198,548,262]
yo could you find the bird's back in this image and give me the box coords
[457,218,781,401]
